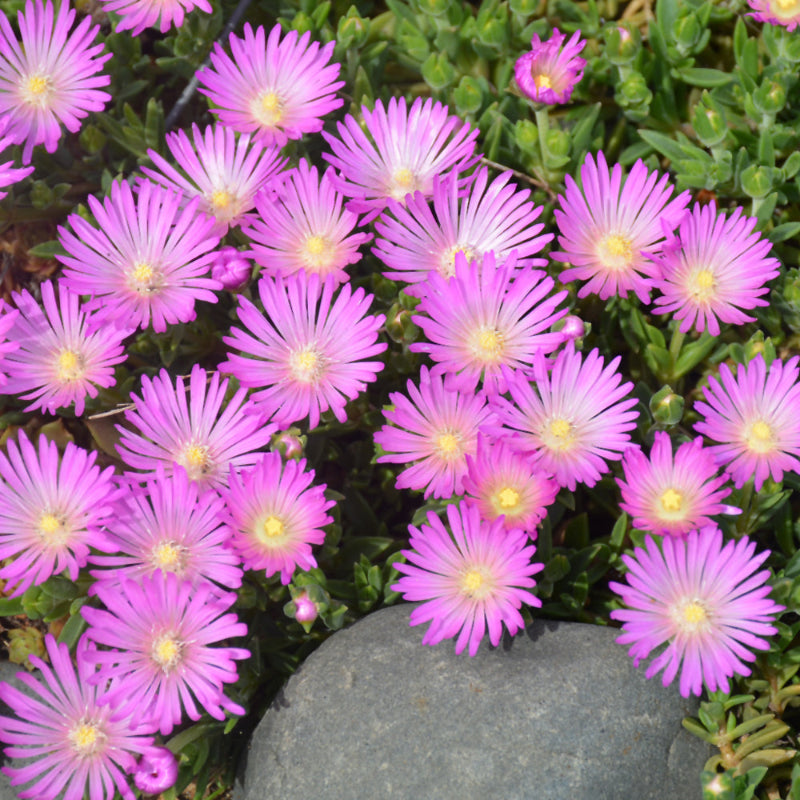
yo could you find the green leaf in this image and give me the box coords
[674,67,733,87]
[57,611,87,649]
[0,595,25,615]
[639,129,686,164]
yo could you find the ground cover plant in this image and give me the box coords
[2,0,800,797]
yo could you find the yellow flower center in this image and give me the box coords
[289,347,323,383]
[69,721,105,755]
[747,419,773,454]
[253,91,285,127]
[439,244,477,278]
[470,327,505,363]
[151,634,183,671]
[534,73,552,89]
[263,515,284,537]
[673,598,710,633]
[38,512,68,545]
[461,567,492,599]
[151,541,186,571]
[177,443,212,481]
[256,515,288,547]
[597,233,635,271]
[690,269,716,301]
[56,349,85,382]
[210,189,232,210]
[301,234,333,271]
[435,432,462,459]
[660,488,683,513]
[129,261,162,295]
[773,0,800,13]
[541,417,575,451]
[389,167,419,200]
[497,487,520,509]
[22,73,53,107]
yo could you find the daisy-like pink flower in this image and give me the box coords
[374,367,495,499]
[117,365,275,490]
[392,501,543,656]
[553,151,690,302]
[514,28,587,104]
[196,23,344,148]
[0,301,19,386]
[0,116,33,200]
[4,280,129,416]
[221,451,334,583]
[222,272,387,430]
[410,250,568,394]
[373,167,552,291]
[57,180,221,334]
[0,635,154,800]
[82,572,249,735]
[142,123,286,235]
[491,346,639,490]
[0,431,117,597]
[242,160,370,283]
[323,96,480,220]
[618,432,739,537]
[100,0,211,36]
[90,467,242,590]
[652,203,780,336]
[610,528,783,697]
[463,435,558,537]
[694,354,800,491]
[0,0,111,163]
[747,0,800,29]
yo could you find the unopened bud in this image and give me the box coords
[134,747,179,795]
[211,247,251,291]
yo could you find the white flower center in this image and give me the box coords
[597,233,634,271]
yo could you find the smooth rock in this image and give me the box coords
[236,605,710,800]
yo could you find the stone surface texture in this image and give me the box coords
[236,605,710,800]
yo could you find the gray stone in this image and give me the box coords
[236,605,711,800]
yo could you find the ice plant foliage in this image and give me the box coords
[0,0,111,163]
[116,365,275,489]
[142,123,286,235]
[392,501,543,656]
[323,96,480,219]
[223,272,386,429]
[4,280,129,416]
[652,203,780,335]
[610,529,783,697]
[617,432,739,537]
[57,180,221,333]
[222,451,334,583]
[82,572,249,735]
[694,354,800,490]
[0,431,117,597]
[196,23,344,147]
[0,635,154,800]
[100,0,211,36]
[373,167,552,290]
[514,28,587,104]
[747,0,800,29]
[243,159,369,282]
[554,151,690,302]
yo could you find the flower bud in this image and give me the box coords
[740,165,774,199]
[134,747,179,795]
[649,385,684,426]
[211,247,251,291]
[294,592,318,624]
[555,314,586,342]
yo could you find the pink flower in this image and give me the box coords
[374,367,495,499]
[242,159,370,283]
[392,501,543,656]
[747,0,800,30]
[100,0,211,35]
[373,166,551,291]
[221,451,334,583]
[323,96,480,221]
[514,28,586,104]
[211,246,251,291]
[0,116,33,199]
[196,23,344,147]
[618,432,739,537]
[652,202,780,335]
[610,528,783,697]
[0,0,111,163]
[222,272,386,430]
[553,151,690,302]
[82,572,249,735]
[694,355,800,490]
[57,180,221,333]
[133,747,179,795]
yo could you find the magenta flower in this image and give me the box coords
[222,272,386,430]
[211,247,252,291]
[133,747,178,795]
[196,23,344,147]
[90,467,243,590]
[392,501,543,656]
[242,159,370,283]
[0,635,154,800]
[514,28,586,104]
[57,180,221,333]
[491,346,639,490]
[694,355,800,490]
[323,96,480,220]
[82,572,249,735]
[0,301,19,386]
[0,0,111,163]
[100,0,211,36]
[410,250,568,394]
[373,167,552,291]
[0,431,117,597]
[747,0,800,29]
[610,528,783,697]
[117,365,275,490]
[142,122,286,235]
[0,116,33,200]
[553,151,690,302]
[374,367,496,499]
[221,451,334,583]
[652,203,780,335]
[463,435,558,536]
[4,280,129,416]
[618,432,739,537]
